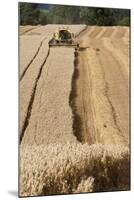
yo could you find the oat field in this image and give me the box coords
[19,25,130,197]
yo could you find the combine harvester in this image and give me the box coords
[49,27,79,48]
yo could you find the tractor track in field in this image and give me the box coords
[74,25,88,37]
[21,47,76,146]
[110,39,129,57]
[20,26,87,144]
[101,27,114,38]
[20,48,50,143]
[20,37,46,81]
[88,27,104,38]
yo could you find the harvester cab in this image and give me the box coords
[49,27,79,48]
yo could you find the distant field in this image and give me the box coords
[19,25,130,197]
[20,25,37,35]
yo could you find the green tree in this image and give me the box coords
[79,7,116,25]
[38,11,47,25]
[20,3,40,25]
[48,5,80,24]
[80,7,96,24]
[19,3,130,26]
[118,17,130,26]
[94,8,116,25]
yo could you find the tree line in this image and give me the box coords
[19,3,130,26]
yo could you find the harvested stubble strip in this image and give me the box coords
[20,38,50,136]
[103,38,129,77]
[82,27,129,145]
[20,143,130,197]
[21,47,77,145]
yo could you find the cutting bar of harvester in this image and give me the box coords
[49,39,79,48]
[49,44,79,48]
[49,42,79,48]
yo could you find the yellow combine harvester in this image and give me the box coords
[49,27,79,48]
